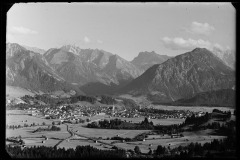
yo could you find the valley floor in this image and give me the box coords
[6,108,232,154]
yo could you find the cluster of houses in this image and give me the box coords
[138,110,195,119]
[112,108,203,120]
[25,105,116,122]
[112,108,141,118]
[24,103,206,123]
[6,97,26,105]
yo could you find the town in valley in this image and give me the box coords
[5,2,236,158]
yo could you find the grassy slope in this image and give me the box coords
[6,85,35,99]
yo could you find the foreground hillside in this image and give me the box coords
[120,48,235,103]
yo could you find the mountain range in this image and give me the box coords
[131,51,172,71]
[43,45,143,94]
[120,48,235,103]
[211,46,235,69]
[6,43,235,104]
[6,43,84,95]
[21,45,46,54]
[7,43,147,95]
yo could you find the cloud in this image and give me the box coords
[97,40,103,44]
[188,21,215,36]
[84,36,90,43]
[161,37,213,50]
[161,37,231,53]
[213,43,224,51]
[8,26,38,35]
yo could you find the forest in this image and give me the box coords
[32,125,61,133]
[6,145,127,158]
[6,134,236,158]
[87,117,154,130]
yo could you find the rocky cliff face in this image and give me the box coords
[6,43,143,95]
[212,47,235,69]
[22,45,46,54]
[131,51,171,71]
[6,43,84,95]
[121,48,235,103]
[44,45,142,87]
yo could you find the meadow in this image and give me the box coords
[58,139,113,150]
[71,125,150,139]
[151,105,235,113]
[6,114,53,126]
[108,117,185,125]
[6,108,232,152]
[113,129,226,153]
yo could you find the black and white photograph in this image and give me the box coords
[5,2,236,158]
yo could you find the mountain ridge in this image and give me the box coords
[43,45,142,87]
[6,43,85,95]
[6,43,235,100]
[120,48,235,103]
[131,51,172,71]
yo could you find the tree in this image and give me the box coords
[134,146,141,154]
[205,151,213,158]
[148,149,152,155]
[156,145,165,155]
[19,139,25,145]
[143,117,149,124]
[149,121,154,126]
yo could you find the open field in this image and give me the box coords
[24,137,60,147]
[6,124,70,139]
[151,105,234,113]
[71,125,150,139]
[6,110,27,114]
[84,113,185,126]
[6,110,70,143]
[6,109,233,152]
[6,113,53,126]
[113,129,226,153]
[107,117,185,125]
[6,123,69,148]
[58,139,113,150]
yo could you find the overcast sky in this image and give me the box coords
[7,2,235,61]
